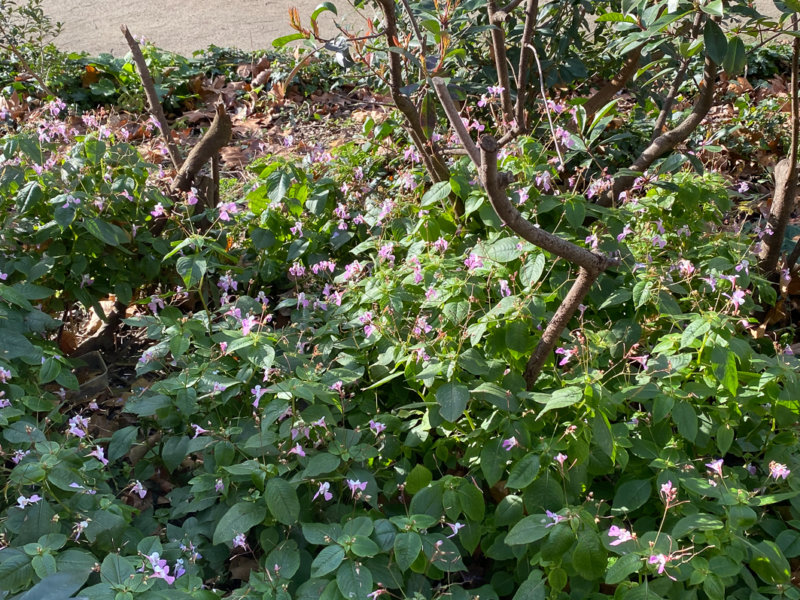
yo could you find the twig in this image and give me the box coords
[514,0,539,131]
[0,43,56,97]
[499,0,526,13]
[398,0,426,58]
[527,43,565,167]
[778,16,800,271]
[487,0,515,123]
[121,25,183,171]
[581,45,642,123]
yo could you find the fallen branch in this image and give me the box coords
[172,102,232,193]
[121,25,183,171]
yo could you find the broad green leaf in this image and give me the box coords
[723,36,746,76]
[100,554,134,586]
[671,514,724,539]
[337,561,372,600]
[506,453,541,489]
[212,502,266,545]
[680,318,710,348]
[394,531,422,571]
[572,532,607,580]
[632,280,653,308]
[513,570,546,600]
[421,181,451,207]
[495,495,524,527]
[506,515,552,545]
[266,478,300,525]
[176,255,207,288]
[606,553,643,584]
[520,253,545,287]
[534,386,583,419]
[302,453,340,478]
[436,382,469,422]
[405,464,433,495]
[84,218,129,247]
[703,21,727,64]
[611,480,651,515]
[350,536,380,557]
[750,541,791,584]
[310,545,345,578]
[485,237,521,263]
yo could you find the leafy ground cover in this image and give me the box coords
[4,1,800,600]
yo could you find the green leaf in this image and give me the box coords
[405,464,432,495]
[212,502,266,545]
[513,570,546,600]
[506,321,532,353]
[672,401,697,442]
[310,545,345,578]
[572,532,607,580]
[611,480,651,515]
[420,92,437,140]
[717,350,738,395]
[723,36,746,76]
[436,382,469,422]
[703,20,727,64]
[534,386,583,418]
[472,382,520,412]
[421,181,451,207]
[671,514,724,539]
[311,1,338,22]
[680,317,710,348]
[409,484,443,517]
[16,181,42,213]
[480,438,506,486]
[350,536,380,557]
[38,357,61,384]
[108,426,138,462]
[83,218,128,247]
[457,481,485,521]
[302,453,340,478]
[16,570,89,600]
[506,453,541,490]
[632,280,653,309]
[176,255,207,288]
[701,0,724,17]
[520,253,545,287]
[750,541,791,584]
[337,561,372,600]
[272,32,307,48]
[606,553,643,584]
[100,554,134,586]
[485,237,521,263]
[596,12,636,22]
[506,515,552,545]
[394,532,422,571]
[266,478,300,525]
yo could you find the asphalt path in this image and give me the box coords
[41,0,784,57]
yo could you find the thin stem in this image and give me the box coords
[527,43,565,168]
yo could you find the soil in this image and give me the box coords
[40,0,374,57]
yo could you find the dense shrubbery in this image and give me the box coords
[4,1,800,600]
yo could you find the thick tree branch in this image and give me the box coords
[121,25,183,171]
[603,56,718,206]
[581,45,642,122]
[375,0,450,184]
[431,77,481,165]
[523,267,598,385]
[478,135,617,387]
[172,102,232,193]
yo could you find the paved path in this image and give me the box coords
[41,0,372,56]
[42,0,784,58]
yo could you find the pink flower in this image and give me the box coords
[131,481,147,498]
[464,253,483,271]
[233,533,248,550]
[502,437,519,451]
[660,480,677,504]
[67,415,89,438]
[88,446,109,466]
[425,286,438,300]
[145,552,176,584]
[545,510,565,527]
[378,243,395,264]
[554,453,568,467]
[192,424,210,439]
[433,237,448,253]
[347,479,368,498]
[251,385,267,409]
[150,202,165,218]
[607,525,634,545]
[617,223,633,242]
[215,479,225,493]
[73,520,89,541]
[218,202,238,221]
[17,494,42,509]
[649,553,669,575]
[369,420,386,436]
[705,459,724,477]
[499,280,511,297]
[446,522,464,538]
[769,461,790,480]
[555,347,577,366]
[313,481,333,502]
[287,443,306,457]
[289,262,306,278]
[723,289,747,313]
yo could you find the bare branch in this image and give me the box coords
[523,267,598,386]
[121,25,183,171]
[487,0,514,123]
[527,43,565,167]
[478,136,616,273]
[514,0,539,131]
[581,45,641,123]
[604,56,719,205]
[431,77,481,165]
[172,102,232,193]
[398,0,426,58]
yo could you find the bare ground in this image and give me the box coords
[40,0,373,57]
